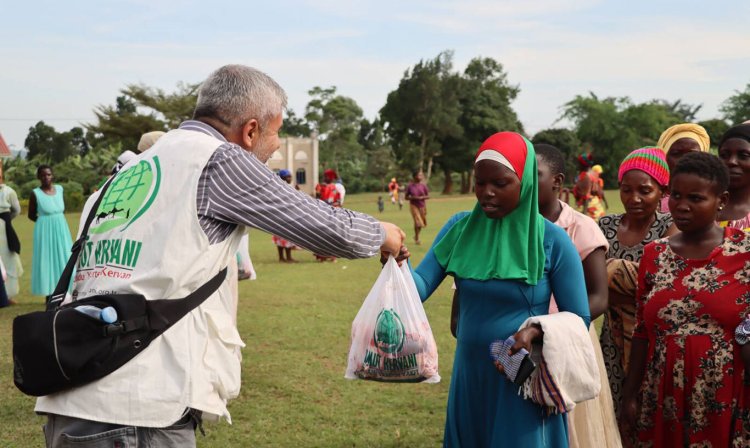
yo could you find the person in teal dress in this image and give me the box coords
[28,165,72,296]
[402,132,591,447]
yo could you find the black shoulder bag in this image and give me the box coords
[12,177,228,396]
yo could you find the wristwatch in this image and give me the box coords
[735,317,750,345]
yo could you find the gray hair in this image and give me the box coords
[193,64,288,130]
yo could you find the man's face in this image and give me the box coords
[252,113,283,163]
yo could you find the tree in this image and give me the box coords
[697,119,730,149]
[69,127,90,156]
[721,83,750,125]
[359,118,397,191]
[380,51,462,179]
[86,82,197,152]
[86,95,165,151]
[122,82,199,129]
[561,93,682,185]
[531,128,582,178]
[280,109,311,137]
[303,86,369,191]
[651,99,702,122]
[440,57,522,193]
[24,121,79,163]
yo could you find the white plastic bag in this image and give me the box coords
[345,257,440,383]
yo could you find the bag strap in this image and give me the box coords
[47,177,116,310]
[146,267,228,332]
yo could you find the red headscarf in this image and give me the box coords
[324,169,338,182]
[475,132,528,180]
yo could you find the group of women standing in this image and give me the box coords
[396,121,750,447]
[0,164,72,307]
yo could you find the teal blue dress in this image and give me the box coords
[411,212,590,448]
[31,185,72,296]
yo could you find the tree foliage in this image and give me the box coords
[380,51,462,178]
[24,121,85,163]
[560,93,684,185]
[531,128,582,178]
[721,83,750,125]
[85,82,197,151]
[440,57,522,193]
[280,109,312,137]
[697,118,730,149]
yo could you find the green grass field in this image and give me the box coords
[0,190,624,447]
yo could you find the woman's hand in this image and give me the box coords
[494,325,542,374]
[380,245,410,266]
[619,396,639,448]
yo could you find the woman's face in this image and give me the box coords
[668,173,726,232]
[666,138,701,172]
[38,168,53,186]
[619,169,663,220]
[718,137,750,191]
[474,160,521,219]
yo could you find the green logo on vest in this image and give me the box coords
[90,156,161,234]
[373,308,405,355]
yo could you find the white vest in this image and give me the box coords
[36,129,246,427]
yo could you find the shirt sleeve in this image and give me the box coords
[576,216,609,261]
[8,188,19,219]
[202,144,385,259]
[409,212,468,302]
[633,242,656,340]
[548,224,591,327]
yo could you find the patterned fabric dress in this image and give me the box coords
[597,212,673,413]
[634,228,750,447]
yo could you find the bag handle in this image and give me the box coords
[47,176,116,310]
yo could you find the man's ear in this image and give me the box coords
[240,119,260,149]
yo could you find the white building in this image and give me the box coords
[266,136,319,196]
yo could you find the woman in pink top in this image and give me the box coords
[536,144,621,448]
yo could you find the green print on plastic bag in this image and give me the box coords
[374,308,405,355]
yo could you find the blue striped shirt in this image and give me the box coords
[180,120,385,258]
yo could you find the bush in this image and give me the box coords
[65,191,86,212]
[60,181,85,212]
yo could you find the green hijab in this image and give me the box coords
[433,133,546,285]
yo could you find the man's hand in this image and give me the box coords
[380,245,411,266]
[380,222,405,255]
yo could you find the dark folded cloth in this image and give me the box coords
[0,212,20,254]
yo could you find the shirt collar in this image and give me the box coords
[179,120,227,142]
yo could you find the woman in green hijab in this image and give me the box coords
[405,132,590,447]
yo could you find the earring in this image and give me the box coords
[719,206,724,211]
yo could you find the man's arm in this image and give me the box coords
[201,145,402,258]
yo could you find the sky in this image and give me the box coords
[2,0,749,151]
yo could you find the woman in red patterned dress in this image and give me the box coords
[620,152,750,447]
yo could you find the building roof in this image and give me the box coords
[0,133,11,157]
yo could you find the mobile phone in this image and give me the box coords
[489,337,536,386]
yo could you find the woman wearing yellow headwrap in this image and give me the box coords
[656,123,710,212]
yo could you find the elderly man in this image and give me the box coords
[36,64,405,447]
